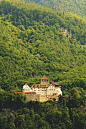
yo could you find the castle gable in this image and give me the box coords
[22,84,32,94]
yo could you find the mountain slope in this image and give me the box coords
[26,0,86,19]
[0,0,86,90]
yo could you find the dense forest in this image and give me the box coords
[26,0,86,19]
[0,0,86,128]
[0,0,86,91]
[0,88,86,129]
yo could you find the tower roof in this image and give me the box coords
[41,76,49,80]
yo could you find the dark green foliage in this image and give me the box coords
[0,88,86,129]
[0,90,26,111]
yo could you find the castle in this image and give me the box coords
[22,76,62,102]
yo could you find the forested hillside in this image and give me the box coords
[0,1,86,128]
[27,0,86,19]
[0,0,86,91]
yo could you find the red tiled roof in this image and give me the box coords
[52,82,61,87]
[32,84,41,88]
[41,76,49,80]
[41,84,49,88]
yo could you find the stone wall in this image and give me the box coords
[25,92,59,102]
[25,93,37,101]
[37,94,48,102]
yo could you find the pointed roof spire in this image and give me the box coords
[41,76,49,80]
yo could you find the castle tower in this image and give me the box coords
[40,76,49,85]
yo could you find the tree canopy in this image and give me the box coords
[26,0,86,19]
[0,0,86,91]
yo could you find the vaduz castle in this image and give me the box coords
[22,76,62,102]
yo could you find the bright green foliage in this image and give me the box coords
[0,0,86,91]
[0,1,86,129]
